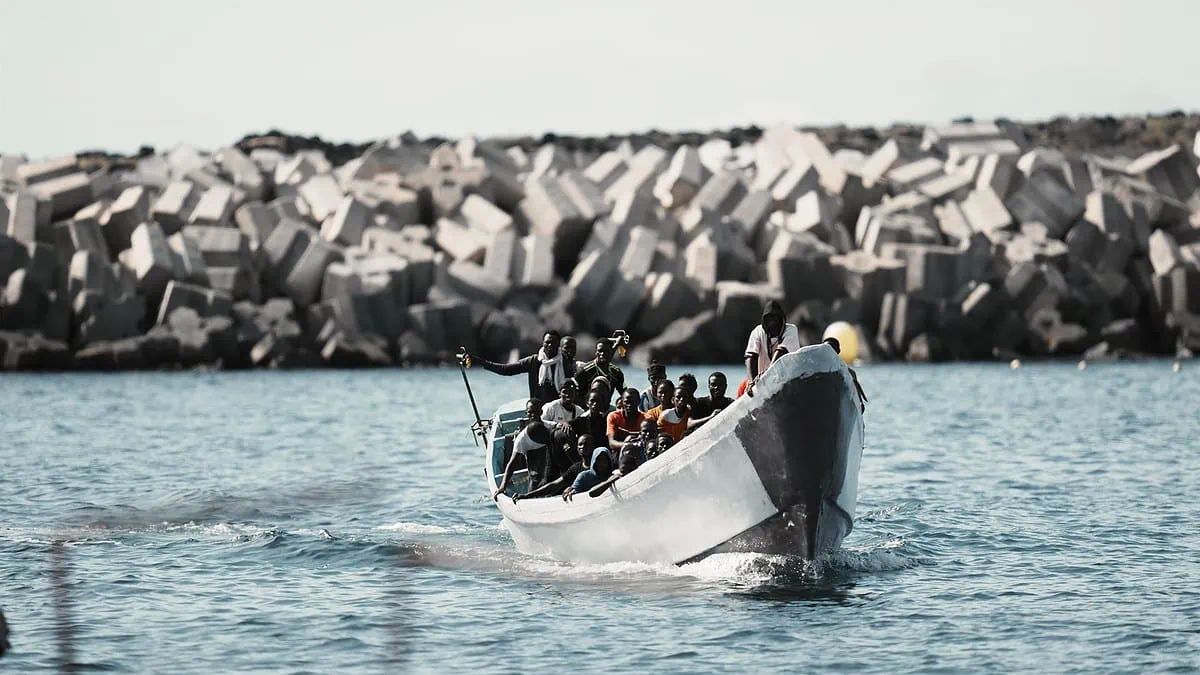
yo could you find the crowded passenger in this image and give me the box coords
[541,380,585,433]
[607,388,649,453]
[514,436,593,502]
[643,379,675,423]
[563,447,613,501]
[574,339,625,396]
[649,432,672,460]
[471,330,565,402]
[640,362,667,411]
[492,398,552,500]
[691,372,733,424]
[573,389,610,452]
[741,300,801,397]
[587,441,643,498]
[657,388,700,444]
[676,372,699,405]
[588,375,614,408]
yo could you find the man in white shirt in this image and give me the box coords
[492,399,553,500]
[541,381,585,433]
[742,299,801,398]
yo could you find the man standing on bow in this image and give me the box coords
[469,330,565,402]
[741,299,801,398]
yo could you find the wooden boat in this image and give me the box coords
[482,343,864,564]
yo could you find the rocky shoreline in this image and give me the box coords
[2,113,1199,371]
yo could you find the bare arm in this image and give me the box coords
[587,472,623,498]
[745,354,760,397]
[514,473,570,501]
[492,451,521,500]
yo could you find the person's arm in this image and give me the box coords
[478,354,533,377]
[492,449,521,500]
[744,353,760,396]
[588,472,622,498]
[514,473,569,502]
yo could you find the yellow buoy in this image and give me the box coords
[822,321,859,364]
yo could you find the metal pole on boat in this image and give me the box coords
[456,347,490,445]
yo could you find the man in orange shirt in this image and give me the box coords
[606,388,648,454]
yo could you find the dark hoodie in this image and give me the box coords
[761,299,786,336]
[570,448,613,493]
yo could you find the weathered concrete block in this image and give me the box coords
[261,218,317,289]
[683,234,718,292]
[433,217,488,263]
[634,272,700,337]
[481,227,518,282]
[128,222,175,298]
[16,156,78,187]
[5,191,38,244]
[1148,229,1184,277]
[559,171,610,222]
[457,194,512,235]
[1125,145,1199,215]
[157,280,232,324]
[1004,171,1084,238]
[729,190,773,244]
[166,232,209,285]
[234,201,279,247]
[151,181,198,234]
[567,249,617,320]
[187,184,235,227]
[959,187,1012,234]
[859,211,941,255]
[618,226,660,279]
[33,172,95,219]
[881,243,964,300]
[78,293,144,347]
[830,250,907,333]
[877,292,939,355]
[692,170,747,215]
[183,225,252,271]
[319,195,370,247]
[886,157,944,194]
[297,174,344,223]
[583,152,627,191]
[22,241,57,292]
[654,146,708,208]
[56,218,111,266]
[934,200,972,246]
[284,238,342,306]
[215,146,264,201]
[716,281,783,331]
[514,234,554,286]
[444,259,510,305]
[598,271,645,334]
[0,269,47,330]
[604,145,667,203]
[103,186,152,253]
[788,190,842,244]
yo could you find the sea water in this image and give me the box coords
[1,362,1197,673]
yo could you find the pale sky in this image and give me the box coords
[1,0,1196,158]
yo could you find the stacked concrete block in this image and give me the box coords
[583,152,626,192]
[188,185,235,226]
[32,172,95,219]
[1125,145,1199,220]
[1004,171,1085,238]
[5,191,38,244]
[604,145,667,203]
[653,146,708,208]
[166,231,209,285]
[152,181,199,234]
[103,186,151,253]
[127,222,176,299]
[513,234,555,286]
[284,237,342,306]
[319,195,370,247]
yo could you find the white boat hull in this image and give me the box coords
[483,343,864,565]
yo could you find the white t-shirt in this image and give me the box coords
[745,323,802,375]
[541,400,585,426]
[512,426,546,456]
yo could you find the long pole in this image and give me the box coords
[457,347,489,446]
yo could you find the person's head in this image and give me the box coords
[619,388,639,416]
[618,447,640,474]
[655,379,675,405]
[708,372,727,399]
[526,417,550,444]
[587,390,605,415]
[559,380,578,406]
[647,361,667,390]
[672,388,691,415]
[541,330,561,357]
[594,339,614,366]
[677,373,698,399]
[576,435,593,463]
[640,419,658,438]
[762,299,785,338]
[560,335,577,362]
[656,435,673,454]
[524,398,544,424]
[823,337,841,354]
[592,448,613,476]
[590,376,612,404]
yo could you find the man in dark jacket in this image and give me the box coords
[573,338,625,398]
[470,330,565,402]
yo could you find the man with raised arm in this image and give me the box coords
[470,330,564,402]
[573,338,625,398]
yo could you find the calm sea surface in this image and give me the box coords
[1,361,1198,673]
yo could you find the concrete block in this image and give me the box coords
[830,250,906,333]
[32,172,94,219]
[128,222,175,298]
[976,154,1018,199]
[157,280,233,324]
[729,190,773,244]
[268,194,313,225]
[788,190,842,243]
[457,194,513,235]
[960,187,1012,234]
[56,218,111,266]
[103,186,151,253]
[886,157,943,193]
[285,238,342,306]
[77,293,144,347]
[187,184,235,226]
[716,281,783,331]
[215,146,264,201]
[859,211,942,256]
[934,200,972,246]
[261,218,317,288]
[1004,171,1085,238]
[683,234,719,293]
[444,259,510,305]
[152,181,198,234]
[604,145,667,203]
[917,170,974,203]
[654,146,708,208]
[1148,229,1184,277]
[0,269,47,331]
[1125,145,1200,209]
[319,195,370,247]
[635,272,700,337]
[184,225,252,270]
[567,249,617,321]
[860,139,904,187]
[434,217,488,263]
[354,180,420,224]
[17,156,78,186]
[881,242,965,300]
[692,170,747,215]
[791,132,849,197]
[166,232,209,284]
[598,271,645,334]
[514,234,554,286]
[23,242,57,291]
[234,201,279,247]
[298,174,344,222]
[877,292,939,355]
[583,152,626,191]
[5,191,38,244]
[559,170,610,222]
[619,226,660,279]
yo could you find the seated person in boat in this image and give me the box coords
[541,380,585,436]
[588,375,614,408]
[514,436,593,502]
[741,299,801,398]
[572,389,610,452]
[691,372,733,426]
[587,441,643,498]
[675,372,699,407]
[574,338,625,398]
[639,361,668,411]
[607,388,649,454]
[559,335,582,383]
[643,379,675,423]
[470,330,566,402]
[492,399,553,500]
[657,388,702,444]
[563,447,613,501]
[649,431,672,460]
[624,418,658,464]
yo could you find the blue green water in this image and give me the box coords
[1,362,1197,673]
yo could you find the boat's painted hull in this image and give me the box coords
[483,343,864,565]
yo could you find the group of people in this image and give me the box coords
[472,299,825,503]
